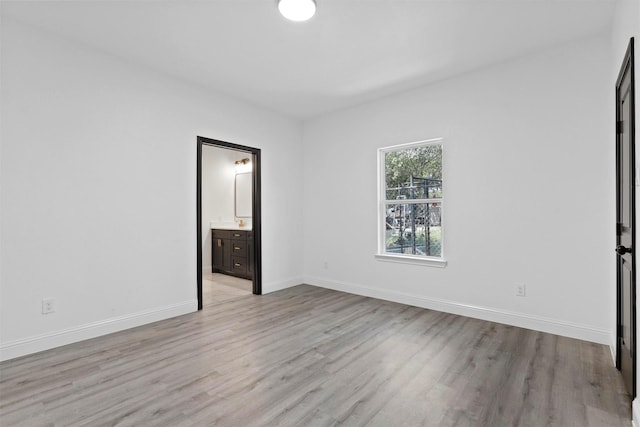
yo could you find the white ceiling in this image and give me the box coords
[2,0,616,119]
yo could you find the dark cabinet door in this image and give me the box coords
[212,230,233,272]
[212,237,224,272]
[222,239,231,270]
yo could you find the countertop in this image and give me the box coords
[210,222,252,231]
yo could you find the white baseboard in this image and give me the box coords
[304,276,612,345]
[0,300,197,362]
[262,276,303,294]
[633,398,639,427]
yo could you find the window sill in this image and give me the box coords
[374,253,448,268]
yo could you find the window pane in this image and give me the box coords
[385,144,442,200]
[384,201,442,257]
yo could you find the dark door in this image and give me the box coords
[616,37,636,398]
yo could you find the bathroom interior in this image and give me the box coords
[201,144,254,305]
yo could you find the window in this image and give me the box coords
[377,138,446,267]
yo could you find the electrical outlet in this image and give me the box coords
[515,284,526,297]
[42,298,55,314]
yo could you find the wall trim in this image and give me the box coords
[633,398,639,427]
[0,300,197,362]
[304,276,612,345]
[262,276,303,294]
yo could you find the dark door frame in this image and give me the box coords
[197,136,262,310]
[615,37,636,398]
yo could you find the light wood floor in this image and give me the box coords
[0,284,632,426]
[203,272,252,304]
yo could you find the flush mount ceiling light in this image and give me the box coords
[278,0,316,22]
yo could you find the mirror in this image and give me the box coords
[235,172,252,218]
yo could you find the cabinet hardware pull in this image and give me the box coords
[234,263,241,267]
[234,247,241,250]
[217,239,221,247]
[233,233,241,237]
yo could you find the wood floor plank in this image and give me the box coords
[0,283,632,426]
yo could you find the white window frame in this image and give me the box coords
[376,138,447,268]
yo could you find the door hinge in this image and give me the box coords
[617,223,623,235]
[617,120,624,134]
[618,324,623,337]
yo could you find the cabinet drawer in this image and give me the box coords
[232,241,247,256]
[211,229,232,239]
[231,257,248,274]
[230,231,246,240]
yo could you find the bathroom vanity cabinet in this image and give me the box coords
[211,229,253,280]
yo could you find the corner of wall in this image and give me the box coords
[262,277,304,294]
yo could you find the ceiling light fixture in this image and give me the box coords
[278,0,316,22]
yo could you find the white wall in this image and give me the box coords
[302,34,614,345]
[201,146,248,270]
[0,19,304,360]
[610,0,640,421]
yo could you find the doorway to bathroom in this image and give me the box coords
[197,136,262,310]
